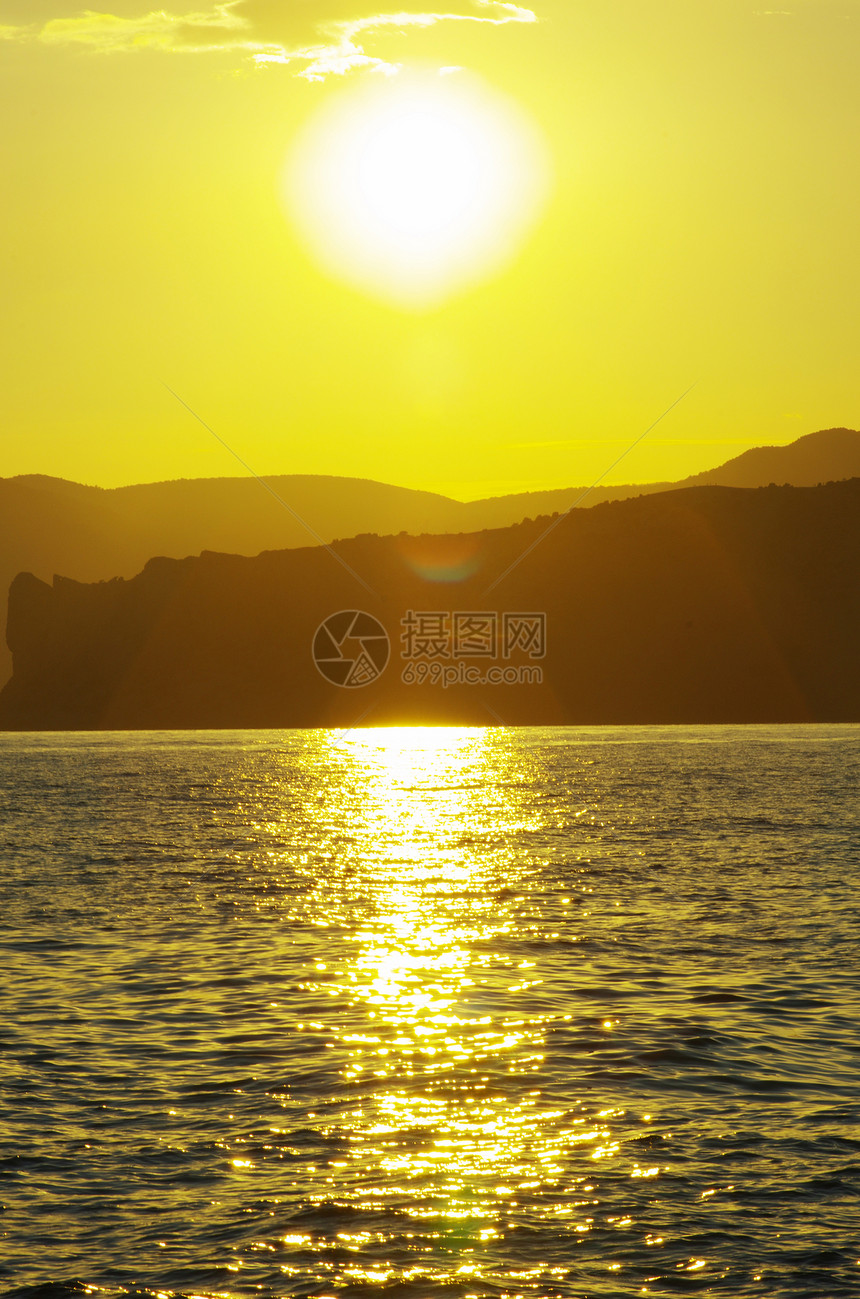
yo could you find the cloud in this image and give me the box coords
[254,3,538,79]
[37,3,254,53]
[238,1,535,49]
[4,0,538,75]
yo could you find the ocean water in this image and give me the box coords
[1,725,858,1299]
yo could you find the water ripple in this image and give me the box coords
[1,725,858,1298]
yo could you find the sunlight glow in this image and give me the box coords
[337,725,478,754]
[283,72,551,309]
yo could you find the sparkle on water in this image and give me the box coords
[1,725,859,1297]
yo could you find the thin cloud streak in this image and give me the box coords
[37,2,263,54]
[7,0,538,76]
[258,4,536,78]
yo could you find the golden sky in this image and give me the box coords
[1,0,858,497]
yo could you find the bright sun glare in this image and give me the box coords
[284,72,550,309]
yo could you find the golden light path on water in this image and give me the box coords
[263,727,640,1290]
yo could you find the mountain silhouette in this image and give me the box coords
[0,426,856,689]
[679,426,860,489]
[2,478,857,729]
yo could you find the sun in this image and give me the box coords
[283,72,550,310]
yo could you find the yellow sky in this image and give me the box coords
[1,1,858,498]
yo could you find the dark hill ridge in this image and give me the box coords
[447,426,860,523]
[0,426,857,690]
[681,426,860,489]
[2,478,857,729]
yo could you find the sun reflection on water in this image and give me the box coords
[278,726,612,1288]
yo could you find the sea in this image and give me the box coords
[1,726,858,1299]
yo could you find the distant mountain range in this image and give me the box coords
[2,477,857,729]
[1,426,857,690]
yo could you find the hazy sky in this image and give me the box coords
[2,1,858,496]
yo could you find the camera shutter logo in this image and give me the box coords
[312,611,390,688]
